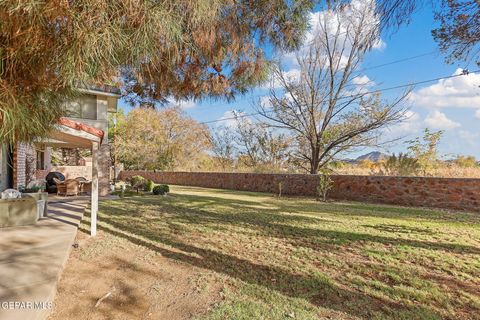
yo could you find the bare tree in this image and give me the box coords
[208,126,237,171]
[257,1,409,174]
[208,113,291,172]
[233,114,264,168]
[257,130,292,170]
[232,112,291,171]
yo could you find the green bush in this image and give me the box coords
[130,175,146,193]
[379,153,420,176]
[153,184,169,195]
[144,179,154,192]
[316,172,333,202]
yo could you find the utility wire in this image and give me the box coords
[201,69,478,125]
[194,50,439,114]
[353,50,438,74]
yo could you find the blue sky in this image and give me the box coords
[119,3,480,159]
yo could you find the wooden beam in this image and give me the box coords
[90,141,99,236]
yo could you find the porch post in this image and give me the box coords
[91,141,99,236]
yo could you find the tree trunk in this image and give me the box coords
[310,147,320,174]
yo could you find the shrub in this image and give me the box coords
[378,153,420,176]
[153,184,169,195]
[454,155,478,168]
[317,172,333,202]
[25,185,45,193]
[144,179,154,192]
[130,175,146,193]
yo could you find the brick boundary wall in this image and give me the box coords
[119,171,480,212]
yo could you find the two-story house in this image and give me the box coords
[0,85,120,196]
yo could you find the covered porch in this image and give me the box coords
[37,117,104,236]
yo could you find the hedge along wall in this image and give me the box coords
[119,171,480,212]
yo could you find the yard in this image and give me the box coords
[49,186,480,320]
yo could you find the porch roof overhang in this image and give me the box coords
[36,117,103,149]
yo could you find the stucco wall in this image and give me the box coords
[65,94,110,143]
[119,171,480,212]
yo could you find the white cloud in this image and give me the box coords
[475,109,480,119]
[352,75,375,86]
[386,110,422,135]
[167,97,196,109]
[409,68,480,109]
[283,69,301,81]
[424,110,460,130]
[283,0,384,67]
[458,130,480,147]
[343,75,376,97]
[260,96,272,109]
[308,0,382,49]
[372,39,387,51]
[216,110,249,128]
[264,68,301,89]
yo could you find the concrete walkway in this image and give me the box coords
[0,199,87,320]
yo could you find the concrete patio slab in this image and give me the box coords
[0,199,87,320]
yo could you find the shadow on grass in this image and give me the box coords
[169,191,480,225]
[103,197,480,255]
[365,224,436,235]
[79,219,441,319]
[76,197,468,319]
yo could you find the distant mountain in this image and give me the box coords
[355,151,388,162]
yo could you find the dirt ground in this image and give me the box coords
[48,230,223,320]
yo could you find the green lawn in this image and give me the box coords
[91,186,480,319]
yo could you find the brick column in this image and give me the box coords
[13,143,27,188]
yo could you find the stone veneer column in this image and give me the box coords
[98,144,111,196]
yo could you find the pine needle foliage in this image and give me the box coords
[0,0,314,143]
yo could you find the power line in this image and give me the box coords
[194,50,439,114]
[353,50,438,74]
[201,69,478,125]
[355,69,477,96]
